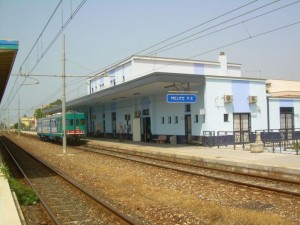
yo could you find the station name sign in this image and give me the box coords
[167,94,197,103]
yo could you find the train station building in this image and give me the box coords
[46,53,300,145]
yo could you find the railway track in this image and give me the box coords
[0,136,139,225]
[80,143,300,198]
[14,133,300,197]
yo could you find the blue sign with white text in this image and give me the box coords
[167,94,197,103]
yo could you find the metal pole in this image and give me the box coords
[7,108,9,132]
[62,34,67,154]
[18,93,20,136]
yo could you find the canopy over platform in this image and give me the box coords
[0,40,19,103]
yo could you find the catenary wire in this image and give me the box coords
[143,0,282,56]
[0,0,87,120]
[148,1,300,55]
[1,1,298,121]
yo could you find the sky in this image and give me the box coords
[0,0,300,124]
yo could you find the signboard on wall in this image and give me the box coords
[167,94,197,103]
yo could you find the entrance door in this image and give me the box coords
[233,113,250,144]
[142,117,151,142]
[280,107,294,140]
[185,115,191,142]
[280,107,294,130]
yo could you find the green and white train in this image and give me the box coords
[37,112,86,142]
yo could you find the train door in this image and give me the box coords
[142,117,151,142]
[67,113,75,132]
[76,113,85,135]
[185,115,192,142]
[112,112,116,138]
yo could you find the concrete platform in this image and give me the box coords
[0,154,22,225]
[85,138,300,179]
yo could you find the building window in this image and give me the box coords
[161,117,165,124]
[143,109,149,116]
[224,114,229,122]
[195,115,199,123]
[174,116,178,124]
[168,116,172,124]
[185,104,191,112]
[202,115,205,123]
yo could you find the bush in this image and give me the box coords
[293,142,300,154]
[0,165,39,205]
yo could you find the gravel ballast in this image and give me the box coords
[4,134,300,225]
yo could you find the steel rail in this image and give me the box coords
[0,137,60,225]
[0,136,139,225]
[81,143,300,198]
[14,133,300,196]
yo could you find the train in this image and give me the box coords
[37,112,86,143]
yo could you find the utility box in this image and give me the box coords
[170,135,177,144]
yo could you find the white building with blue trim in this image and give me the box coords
[45,53,300,145]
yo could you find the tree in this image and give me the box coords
[34,108,45,119]
[34,99,62,119]
[42,99,62,110]
[13,122,26,130]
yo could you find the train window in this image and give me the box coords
[80,119,85,125]
[70,119,74,126]
[76,119,79,126]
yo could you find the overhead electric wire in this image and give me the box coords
[3,0,299,121]
[46,19,300,105]
[134,0,259,55]
[27,0,87,76]
[129,20,300,81]
[88,0,259,79]
[19,0,63,74]
[0,0,87,120]
[22,0,298,112]
[143,0,282,56]
[149,1,300,55]
[0,0,63,115]
[46,0,265,92]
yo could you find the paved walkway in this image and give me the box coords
[86,138,300,175]
[0,154,22,225]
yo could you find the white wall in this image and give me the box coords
[204,78,267,133]
[151,93,185,135]
[268,98,300,130]
[249,81,268,131]
[88,57,241,94]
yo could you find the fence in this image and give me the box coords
[202,128,300,154]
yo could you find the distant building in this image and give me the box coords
[20,116,36,131]
[267,79,300,97]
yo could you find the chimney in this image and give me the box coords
[218,52,228,76]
